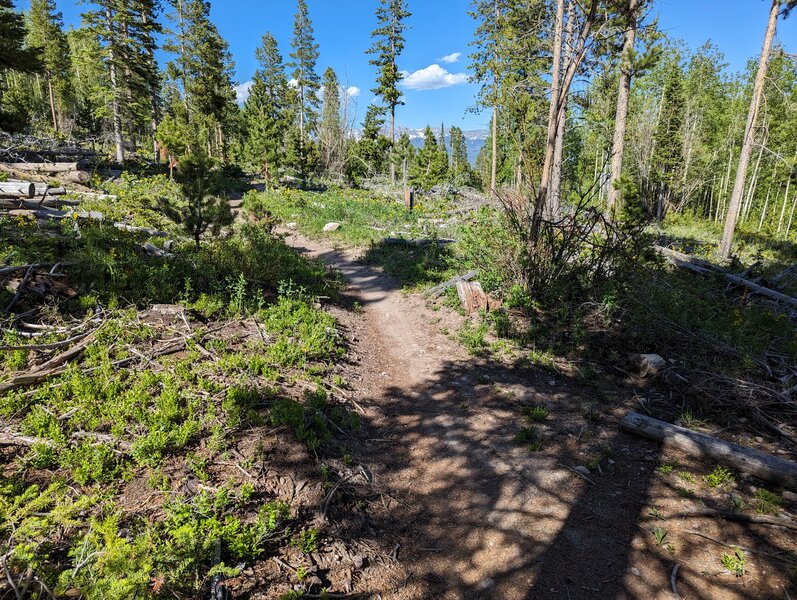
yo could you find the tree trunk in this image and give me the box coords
[620,412,797,491]
[543,0,565,217]
[549,0,575,220]
[46,76,59,134]
[490,105,498,194]
[719,0,779,258]
[105,5,125,165]
[606,0,638,219]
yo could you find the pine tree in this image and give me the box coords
[393,131,416,183]
[651,57,686,220]
[159,148,233,250]
[319,66,344,176]
[0,0,40,73]
[410,126,448,189]
[164,0,236,161]
[67,26,109,135]
[449,125,474,186]
[27,0,71,134]
[288,0,320,177]
[243,32,289,183]
[366,0,411,148]
[346,104,389,184]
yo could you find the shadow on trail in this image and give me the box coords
[289,231,796,600]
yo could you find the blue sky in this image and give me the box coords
[12,0,797,131]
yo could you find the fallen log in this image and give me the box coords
[0,429,132,451]
[3,162,80,173]
[0,198,79,210]
[8,208,103,221]
[0,163,90,185]
[620,411,797,491]
[656,246,797,309]
[424,270,478,299]
[115,224,168,237]
[383,237,455,248]
[0,181,35,198]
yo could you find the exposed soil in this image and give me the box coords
[270,231,797,600]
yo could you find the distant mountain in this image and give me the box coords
[348,126,488,166]
[395,126,488,166]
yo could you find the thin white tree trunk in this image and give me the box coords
[106,5,124,165]
[606,0,638,219]
[719,0,779,258]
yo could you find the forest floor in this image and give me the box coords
[270,230,797,600]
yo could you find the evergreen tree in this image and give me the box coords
[163,0,236,161]
[409,125,448,189]
[288,0,320,177]
[159,148,233,250]
[67,26,109,135]
[366,0,411,147]
[319,66,344,176]
[346,105,389,184]
[449,125,474,186]
[393,131,416,183]
[27,0,71,134]
[0,0,40,73]
[243,32,289,183]
[651,57,686,219]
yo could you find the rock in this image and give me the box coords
[352,555,365,569]
[323,222,341,232]
[573,465,591,476]
[629,567,641,577]
[476,578,495,591]
[632,353,667,377]
[783,491,797,503]
[286,222,297,230]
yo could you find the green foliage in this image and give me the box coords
[522,405,549,423]
[160,149,234,249]
[409,126,449,190]
[291,527,319,554]
[721,548,746,577]
[457,321,490,355]
[270,389,358,451]
[704,465,734,488]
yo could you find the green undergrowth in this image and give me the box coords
[0,216,337,313]
[0,214,358,596]
[244,186,453,246]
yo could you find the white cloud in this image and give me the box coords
[288,78,298,88]
[400,64,468,91]
[346,86,361,98]
[440,52,462,64]
[234,81,253,104]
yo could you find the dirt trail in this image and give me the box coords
[284,232,790,600]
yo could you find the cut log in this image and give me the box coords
[620,411,797,491]
[424,270,478,299]
[7,209,103,221]
[383,237,455,248]
[0,198,79,210]
[0,181,35,198]
[457,280,490,314]
[657,245,797,309]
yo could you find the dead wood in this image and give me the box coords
[4,266,35,313]
[424,270,478,299]
[673,509,797,531]
[657,245,797,309]
[0,429,131,451]
[620,411,797,491]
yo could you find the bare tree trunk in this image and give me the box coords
[758,186,771,231]
[778,176,791,233]
[531,0,599,244]
[719,0,779,258]
[606,0,638,219]
[142,9,160,163]
[543,0,565,217]
[741,139,765,221]
[490,105,498,194]
[46,77,59,134]
[106,5,125,165]
[549,0,575,219]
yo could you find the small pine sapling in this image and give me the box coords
[160,150,233,250]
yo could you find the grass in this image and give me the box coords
[244,187,453,247]
[755,489,783,515]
